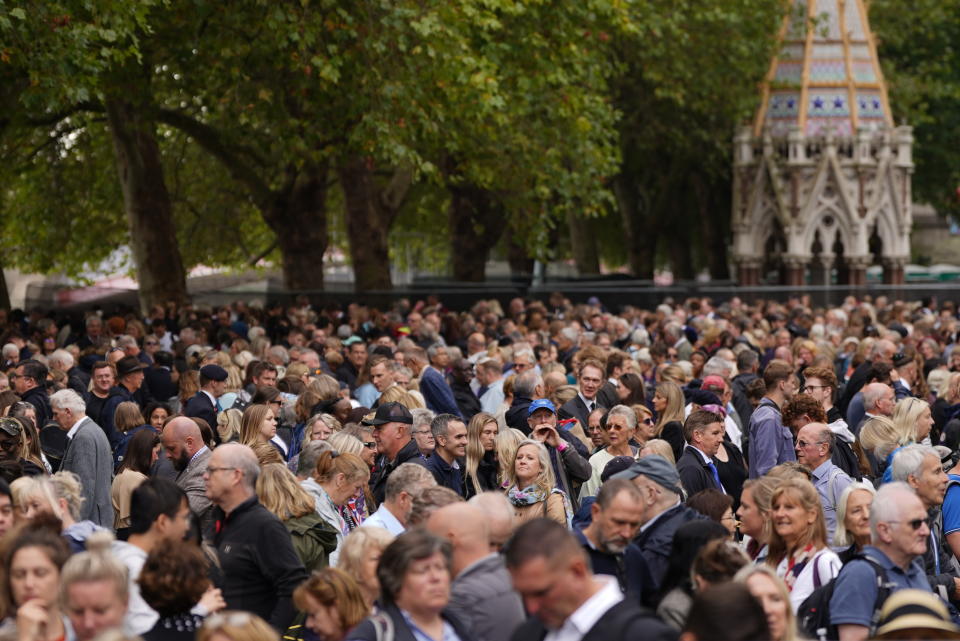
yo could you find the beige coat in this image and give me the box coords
[512,492,567,526]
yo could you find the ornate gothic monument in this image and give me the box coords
[731,0,914,286]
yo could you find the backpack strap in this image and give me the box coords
[812,552,823,590]
[856,554,893,637]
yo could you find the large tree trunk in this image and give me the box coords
[448,184,505,281]
[506,238,534,281]
[567,211,601,276]
[104,97,188,314]
[614,174,656,279]
[667,229,696,280]
[0,260,10,311]
[262,164,329,291]
[339,158,412,292]
[692,171,731,280]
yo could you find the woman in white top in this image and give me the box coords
[580,405,638,500]
[766,477,841,611]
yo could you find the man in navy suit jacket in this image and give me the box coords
[184,365,228,433]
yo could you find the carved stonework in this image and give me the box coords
[732,0,912,285]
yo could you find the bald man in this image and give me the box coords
[468,491,516,552]
[162,416,213,539]
[426,503,525,641]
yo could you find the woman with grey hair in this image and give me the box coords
[579,404,638,500]
[832,481,875,564]
[346,529,476,641]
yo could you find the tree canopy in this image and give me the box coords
[0,0,955,309]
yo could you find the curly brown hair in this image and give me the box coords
[138,541,210,616]
[780,394,826,430]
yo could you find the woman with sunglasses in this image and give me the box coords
[579,405,639,499]
[0,417,44,477]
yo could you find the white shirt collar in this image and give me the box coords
[578,392,596,409]
[544,575,623,639]
[366,503,405,536]
[66,416,85,440]
[689,445,712,465]
[640,497,681,533]
[201,390,217,405]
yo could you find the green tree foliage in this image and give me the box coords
[872,0,960,219]
[610,0,785,279]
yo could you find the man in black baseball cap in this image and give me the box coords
[364,402,426,503]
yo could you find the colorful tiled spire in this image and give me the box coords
[754,0,893,138]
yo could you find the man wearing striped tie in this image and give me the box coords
[677,409,727,497]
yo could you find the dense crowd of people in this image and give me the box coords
[0,292,959,640]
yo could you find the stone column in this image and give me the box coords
[810,255,834,287]
[846,256,872,286]
[736,257,762,286]
[882,257,906,285]
[782,255,808,287]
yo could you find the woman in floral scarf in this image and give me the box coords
[504,439,570,526]
[766,477,841,612]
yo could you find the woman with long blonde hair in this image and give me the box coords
[652,381,686,461]
[892,397,934,444]
[464,412,499,498]
[256,463,339,572]
[735,564,800,641]
[494,428,526,488]
[504,439,569,526]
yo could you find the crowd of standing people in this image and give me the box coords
[0,292,959,640]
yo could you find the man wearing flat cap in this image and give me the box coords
[184,364,228,439]
[99,355,148,450]
[613,455,705,600]
[365,402,428,504]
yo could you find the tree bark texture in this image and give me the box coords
[262,165,329,291]
[339,157,412,292]
[567,211,601,276]
[448,184,505,281]
[104,98,188,313]
[692,171,731,280]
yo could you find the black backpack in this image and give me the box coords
[831,437,862,481]
[797,554,892,641]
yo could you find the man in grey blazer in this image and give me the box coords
[161,416,214,539]
[50,389,114,528]
[426,502,525,641]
